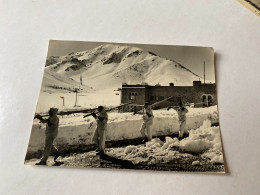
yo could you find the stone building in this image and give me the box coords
[120,81,216,112]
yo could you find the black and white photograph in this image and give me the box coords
[2,0,260,194]
[24,40,225,173]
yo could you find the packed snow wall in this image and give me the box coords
[25,106,219,159]
[120,119,224,165]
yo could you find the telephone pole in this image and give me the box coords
[204,61,205,84]
[60,96,65,106]
[74,88,78,107]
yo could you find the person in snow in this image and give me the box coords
[92,106,108,155]
[140,102,154,143]
[34,108,60,165]
[168,102,188,140]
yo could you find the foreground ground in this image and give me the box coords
[27,106,220,160]
[25,134,225,173]
[25,118,225,173]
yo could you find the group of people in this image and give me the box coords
[139,102,188,142]
[34,102,188,165]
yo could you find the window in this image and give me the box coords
[208,95,213,106]
[202,95,207,107]
[202,94,213,107]
[129,92,137,100]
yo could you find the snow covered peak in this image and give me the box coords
[44,44,201,92]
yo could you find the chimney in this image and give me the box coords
[169,83,174,87]
[193,81,201,87]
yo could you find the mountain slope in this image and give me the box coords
[44,44,201,92]
[41,69,94,93]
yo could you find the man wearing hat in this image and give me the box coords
[140,102,154,142]
[91,106,108,155]
[34,108,60,165]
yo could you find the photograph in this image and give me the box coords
[238,0,260,16]
[24,40,225,173]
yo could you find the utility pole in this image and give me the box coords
[74,88,78,107]
[204,61,206,84]
[80,74,82,85]
[60,96,65,106]
[78,74,82,107]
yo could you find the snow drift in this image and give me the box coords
[111,120,223,165]
[26,106,220,159]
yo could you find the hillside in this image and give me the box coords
[41,69,94,93]
[44,44,202,92]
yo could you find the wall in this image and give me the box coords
[121,83,217,111]
[148,86,194,107]
[121,85,147,111]
[25,107,218,159]
[148,84,217,108]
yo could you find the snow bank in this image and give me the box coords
[26,106,219,159]
[110,137,192,164]
[161,137,180,150]
[109,120,223,165]
[179,119,224,164]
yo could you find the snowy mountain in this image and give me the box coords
[40,69,94,93]
[43,44,201,92]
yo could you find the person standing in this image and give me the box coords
[168,102,188,140]
[140,102,154,143]
[91,106,108,155]
[34,108,60,165]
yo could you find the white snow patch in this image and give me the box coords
[124,145,137,154]
[192,160,201,166]
[179,119,224,163]
[210,155,224,164]
[161,137,180,150]
[27,106,221,162]
[116,119,224,164]
[145,138,163,148]
[36,91,121,113]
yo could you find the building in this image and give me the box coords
[120,81,217,112]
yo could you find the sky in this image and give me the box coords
[47,40,215,81]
